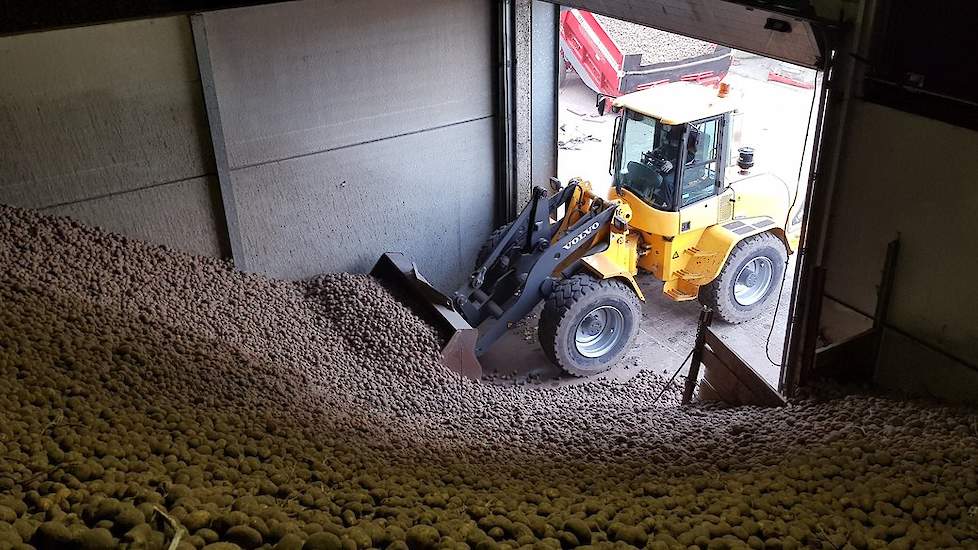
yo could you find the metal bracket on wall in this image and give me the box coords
[190,13,248,271]
[871,237,900,375]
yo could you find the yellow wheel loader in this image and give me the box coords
[374,82,802,378]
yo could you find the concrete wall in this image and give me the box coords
[0,0,499,286]
[515,0,533,207]
[822,100,978,400]
[0,17,226,258]
[200,0,496,287]
[514,0,559,208]
[530,1,559,189]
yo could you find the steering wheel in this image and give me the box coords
[642,149,673,175]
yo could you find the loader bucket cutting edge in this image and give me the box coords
[370,252,482,379]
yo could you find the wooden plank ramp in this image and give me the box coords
[698,330,786,407]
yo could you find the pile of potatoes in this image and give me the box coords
[1,204,977,550]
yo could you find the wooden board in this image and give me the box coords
[700,330,786,407]
[814,328,877,383]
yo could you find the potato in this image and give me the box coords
[224,525,263,549]
[0,524,22,547]
[303,532,343,550]
[274,533,305,550]
[32,521,73,548]
[76,527,115,550]
[185,510,213,532]
[197,528,220,544]
[0,204,975,550]
[0,507,17,524]
[405,525,441,549]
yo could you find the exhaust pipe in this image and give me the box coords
[737,147,755,175]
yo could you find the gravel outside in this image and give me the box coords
[1,205,977,550]
[592,15,717,65]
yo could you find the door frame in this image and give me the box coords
[525,0,849,396]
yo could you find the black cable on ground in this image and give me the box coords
[764,73,820,368]
[764,263,791,366]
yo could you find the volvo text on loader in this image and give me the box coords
[374,82,802,378]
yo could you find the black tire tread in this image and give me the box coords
[698,231,787,324]
[539,274,641,376]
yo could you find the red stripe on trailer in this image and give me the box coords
[767,71,815,89]
[575,10,623,67]
[560,9,623,96]
[680,71,714,82]
[683,71,723,87]
[635,78,672,90]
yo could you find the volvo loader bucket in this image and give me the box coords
[370,252,482,379]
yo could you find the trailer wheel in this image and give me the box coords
[539,274,641,376]
[698,232,787,324]
[474,222,526,268]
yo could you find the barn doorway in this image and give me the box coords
[555,7,822,392]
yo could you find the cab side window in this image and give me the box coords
[681,118,720,207]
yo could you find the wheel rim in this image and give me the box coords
[574,305,625,358]
[733,256,774,306]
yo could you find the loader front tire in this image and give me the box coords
[698,232,788,324]
[539,274,641,377]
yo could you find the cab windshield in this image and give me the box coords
[613,111,682,211]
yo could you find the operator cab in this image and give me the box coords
[603,82,737,213]
[612,111,722,211]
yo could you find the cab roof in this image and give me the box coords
[612,82,738,125]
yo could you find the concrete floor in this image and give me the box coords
[481,258,794,388]
[481,51,817,391]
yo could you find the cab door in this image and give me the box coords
[678,116,723,234]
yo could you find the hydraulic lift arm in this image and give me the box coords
[452,183,620,355]
[371,181,624,378]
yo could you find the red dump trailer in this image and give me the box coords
[560,8,732,96]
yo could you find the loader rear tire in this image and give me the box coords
[698,232,788,324]
[539,274,641,377]
[475,222,526,268]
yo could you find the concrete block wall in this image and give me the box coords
[514,0,558,209]
[1,0,499,289]
[0,17,227,258]
[198,0,496,288]
[529,1,558,190]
